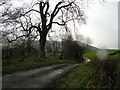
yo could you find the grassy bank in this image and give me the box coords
[2,56,76,74]
[56,63,93,88]
[56,50,120,88]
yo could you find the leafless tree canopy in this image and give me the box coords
[0,0,105,58]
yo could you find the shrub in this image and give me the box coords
[90,57,118,88]
[62,35,85,61]
[2,42,38,66]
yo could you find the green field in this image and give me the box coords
[84,50,97,59]
[84,49,119,59]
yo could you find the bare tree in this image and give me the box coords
[46,32,63,58]
[0,0,104,58]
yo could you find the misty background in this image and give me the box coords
[78,1,118,49]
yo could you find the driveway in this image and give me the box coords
[2,63,79,88]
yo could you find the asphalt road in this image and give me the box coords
[2,63,79,88]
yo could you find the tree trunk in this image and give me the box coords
[39,32,47,58]
[27,36,31,53]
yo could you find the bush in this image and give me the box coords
[90,57,118,88]
[2,42,38,66]
[62,35,85,61]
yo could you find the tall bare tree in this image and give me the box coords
[0,0,104,58]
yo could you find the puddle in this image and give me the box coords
[49,69,64,77]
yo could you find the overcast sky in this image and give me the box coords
[78,0,119,49]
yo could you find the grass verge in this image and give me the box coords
[2,58,76,74]
[56,63,93,88]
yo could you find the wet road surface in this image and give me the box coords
[2,63,79,88]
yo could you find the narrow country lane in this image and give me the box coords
[2,63,79,88]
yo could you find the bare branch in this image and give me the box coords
[52,22,65,26]
[52,2,62,16]
[45,2,49,15]
[22,9,41,16]
[54,2,73,16]
[6,35,26,43]
[47,1,73,30]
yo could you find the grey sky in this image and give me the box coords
[78,1,118,49]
